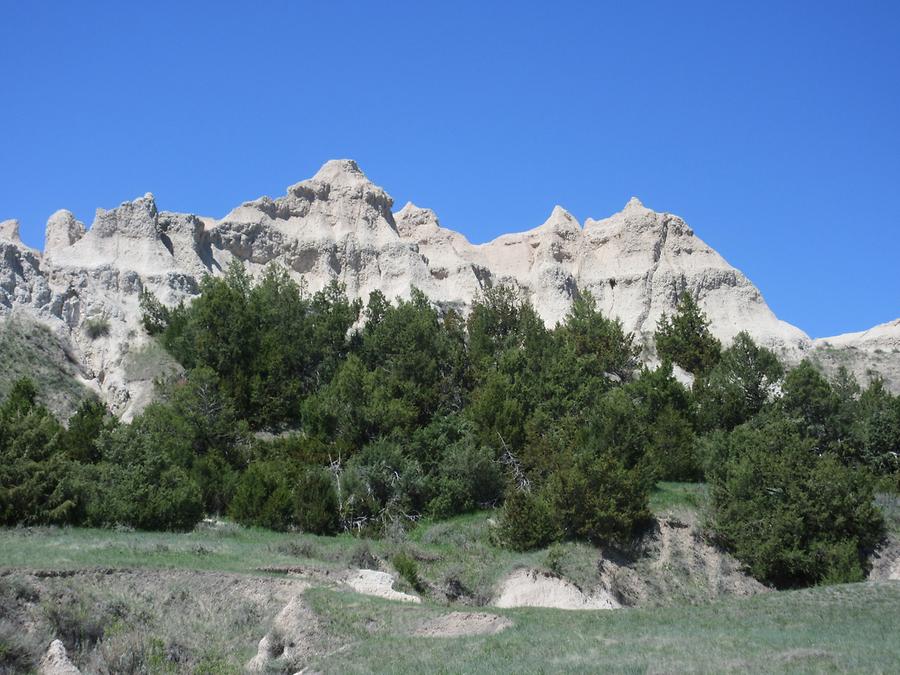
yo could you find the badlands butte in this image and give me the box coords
[0,158,898,418]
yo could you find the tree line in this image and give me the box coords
[1,262,896,587]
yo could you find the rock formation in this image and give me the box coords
[0,159,896,417]
[38,639,81,675]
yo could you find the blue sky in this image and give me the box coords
[1,1,898,338]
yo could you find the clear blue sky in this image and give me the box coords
[2,1,898,338]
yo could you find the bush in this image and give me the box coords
[708,418,885,587]
[392,551,426,593]
[294,468,339,535]
[428,441,502,518]
[695,332,783,432]
[654,292,721,376]
[497,488,559,551]
[0,620,36,673]
[347,541,380,570]
[82,415,203,531]
[87,462,203,531]
[229,461,296,531]
[547,454,653,548]
[340,440,426,532]
[0,383,88,526]
[42,590,113,651]
[190,452,238,516]
[83,315,111,340]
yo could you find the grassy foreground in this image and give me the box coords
[1,484,898,673]
[303,582,900,673]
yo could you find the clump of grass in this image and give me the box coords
[275,540,320,559]
[875,492,900,535]
[0,574,40,603]
[347,541,380,570]
[0,619,38,673]
[545,543,566,576]
[84,315,111,340]
[392,552,426,593]
[441,566,477,603]
[649,482,708,514]
[42,590,113,650]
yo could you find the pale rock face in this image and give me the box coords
[0,158,896,416]
[44,210,85,254]
[39,639,81,675]
[0,233,51,311]
[0,218,22,243]
[211,159,431,302]
[577,199,810,353]
[811,319,900,387]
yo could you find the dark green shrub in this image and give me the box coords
[646,405,700,481]
[190,452,238,516]
[547,454,652,548]
[695,331,783,432]
[708,418,885,587]
[781,360,842,450]
[340,440,426,531]
[392,551,425,592]
[654,292,721,375]
[82,412,203,531]
[294,468,339,535]
[87,462,203,531]
[0,381,88,526]
[228,461,296,531]
[428,441,502,518]
[497,488,559,551]
[61,397,112,463]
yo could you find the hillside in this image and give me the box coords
[1,488,897,673]
[1,160,897,417]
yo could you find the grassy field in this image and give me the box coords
[0,483,706,575]
[303,581,900,673]
[0,483,711,604]
[1,484,898,673]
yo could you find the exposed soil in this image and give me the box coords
[869,535,900,581]
[343,569,421,603]
[413,611,512,637]
[494,569,619,610]
[603,514,769,607]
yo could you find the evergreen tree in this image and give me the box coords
[655,292,721,375]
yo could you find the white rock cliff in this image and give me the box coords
[0,159,896,417]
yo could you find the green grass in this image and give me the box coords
[649,481,708,513]
[123,338,182,383]
[0,523,356,574]
[2,492,899,673]
[0,513,555,604]
[303,581,900,673]
[0,315,94,418]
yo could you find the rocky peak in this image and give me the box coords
[394,202,442,238]
[91,193,159,239]
[0,219,23,244]
[45,210,86,253]
[623,196,647,211]
[1,157,896,418]
[537,206,581,238]
[310,158,368,187]
[287,159,393,211]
